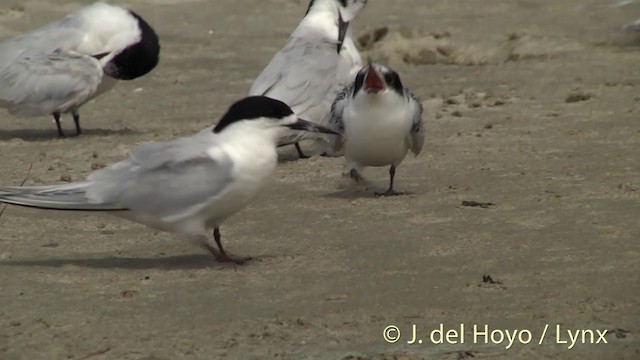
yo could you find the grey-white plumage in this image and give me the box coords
[250,32,342,128]
[329,63,424,195]
[249,0,367,158]
[0,96,339,264]
[614,0,636,7]
[0,1,160,136]
[329,66,424,156]
[0,50,105,117]
[611,0,640,30]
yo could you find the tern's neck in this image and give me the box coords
[303,0,340,29]
[306,0,340,17]
[214,123,280,179]
[353,91,406,112]
[297,2,342,41]
[216,122,280,149]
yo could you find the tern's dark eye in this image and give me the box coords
[383,72,403,94]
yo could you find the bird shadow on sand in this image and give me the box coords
[0,254,220,270]
[0,128,140,141]
[324,189,380,199]
[276,149,320,163]
[0,252,285,270]
[277,152,305,163]
[324,187,415,199]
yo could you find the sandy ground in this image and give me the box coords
[0,0,639,359]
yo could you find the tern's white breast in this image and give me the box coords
[343,96,413,167]
[200,129,279,229]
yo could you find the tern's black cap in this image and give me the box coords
[306,0,349,14]
[213,96,294,133]
[105,10,160,80]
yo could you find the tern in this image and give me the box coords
[329,63,425,196]
[0,96,339,264]
[249,0,367,159]
[0,2,160,136]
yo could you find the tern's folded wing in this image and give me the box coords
[249,36,342,121]
[326,82,353,153]
[407,89,425,156]
[86,136,235,222]
[0,50,103,116]
[0,136,234,221]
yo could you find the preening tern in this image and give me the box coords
[0,2,160,136]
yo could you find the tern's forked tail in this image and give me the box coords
[0,183,124,211]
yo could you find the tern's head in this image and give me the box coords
[304,0,367,52]
[77,2,160,80]
[352,63,405,101]
[305,0,367,22]
[213,96,339,139]
[336,0,368,22]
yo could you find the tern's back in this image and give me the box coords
[0,22,80,70]
[0,3,138,66]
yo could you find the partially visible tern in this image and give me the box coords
[249,0,367,158]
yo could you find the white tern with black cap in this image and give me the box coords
[0,2,160,136]
[0,96,339,264]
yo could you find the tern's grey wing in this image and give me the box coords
[0,50,103,116]
[614,0,635,7]
[0,135,234,221]
[249,36,343,123]
[86,135,234,222]
[326,83,353,154]
[0,24,83,66]
[406,89,425,156]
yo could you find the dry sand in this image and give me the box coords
[0,0,639,359]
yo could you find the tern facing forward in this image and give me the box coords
[0,96,338,264]
[0,2,160,136]
[249,0,367,159]
[329,63,425,196]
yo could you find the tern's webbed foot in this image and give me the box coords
[375,189,405,197]
[375,165,403,196]
[215,253,253,265]
[203,243,252,265]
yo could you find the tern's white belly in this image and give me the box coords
[199,139,278,229]
[343,106,412,167]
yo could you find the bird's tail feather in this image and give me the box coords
[0,182,124,211]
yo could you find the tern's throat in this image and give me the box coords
[216,122,280,166]
[306,0,340,17]
[301,0,341,36]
